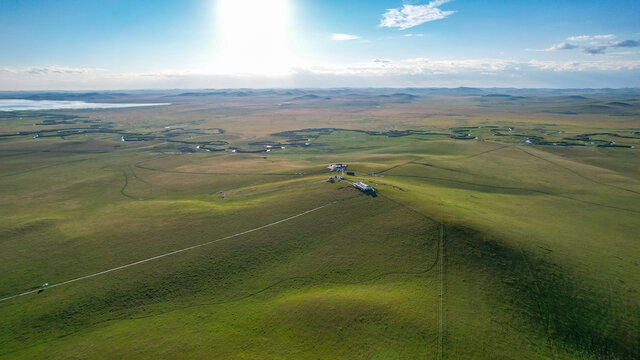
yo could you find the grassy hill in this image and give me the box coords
[1,89,639,359]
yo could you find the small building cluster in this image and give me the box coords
[353,181,374,193]
[327,163,347,172]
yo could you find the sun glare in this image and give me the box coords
[213,0,294,76]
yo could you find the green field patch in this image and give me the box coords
[1,91,639,358]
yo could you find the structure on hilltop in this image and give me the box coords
[327,163,347,172]
[353,181,374,193]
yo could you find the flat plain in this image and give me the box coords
[1,88,639,359]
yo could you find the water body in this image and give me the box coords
[0,99,170,111]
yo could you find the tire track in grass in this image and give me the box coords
[0,151,40,158]
[438,223,447,360]
[377,193,446,359]
[102,166,152,200]
[385,143,639,211]
[119,165,153,200]
[118,169,136,200]
[518,146,640,196]
[382,174,640,214]
[456,144,511,160]
[0,158,89,178]
[375,160,416,175]
[373,144,510,176]
[129,165,153,196]
[127,227,444,321]
[109,191,442,357]
[517,244,560,358]
[136,163,300,176]
[0,195,443,358]
[0,198,351,304]
[134,156,307,177]
[376,155,636,358]
[118,168,152,200]
[229,178,328,198]
[126,234,443,321]
[133,155,326,200]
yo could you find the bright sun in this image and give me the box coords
[213,0,294,76]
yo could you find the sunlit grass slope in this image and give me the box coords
[1,92,639,359]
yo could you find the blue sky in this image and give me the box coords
[0,0,639,89]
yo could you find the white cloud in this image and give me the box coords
[567,34,615,41]
[2,58,640,90]
[582,46,607,56]
[402,33,424,37]
[537,36,639,55]
[303,58,640,77]
[528,59,640,72]
[331,33,360,41]
[307,58,520,77]
[545,42,579,51]
[24,66,104,75]
[608,51,639,56]
[379,0,456,30]
[609,40,640,48]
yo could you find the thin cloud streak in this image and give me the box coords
[25,66,105,75]
[610,40,640,48]
[539,36,639,55]
[331,33,360,41]
[545,42,579,51]
[567,34,615,41]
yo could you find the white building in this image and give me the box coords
[327,163,347,171]
[353,182,374,192]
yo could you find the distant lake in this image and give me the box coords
[0,99,170,111]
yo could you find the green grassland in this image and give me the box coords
[1,89,639,359]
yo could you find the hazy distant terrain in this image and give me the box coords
[1,88,639,359]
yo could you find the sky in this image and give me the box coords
[0,0,639,90]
